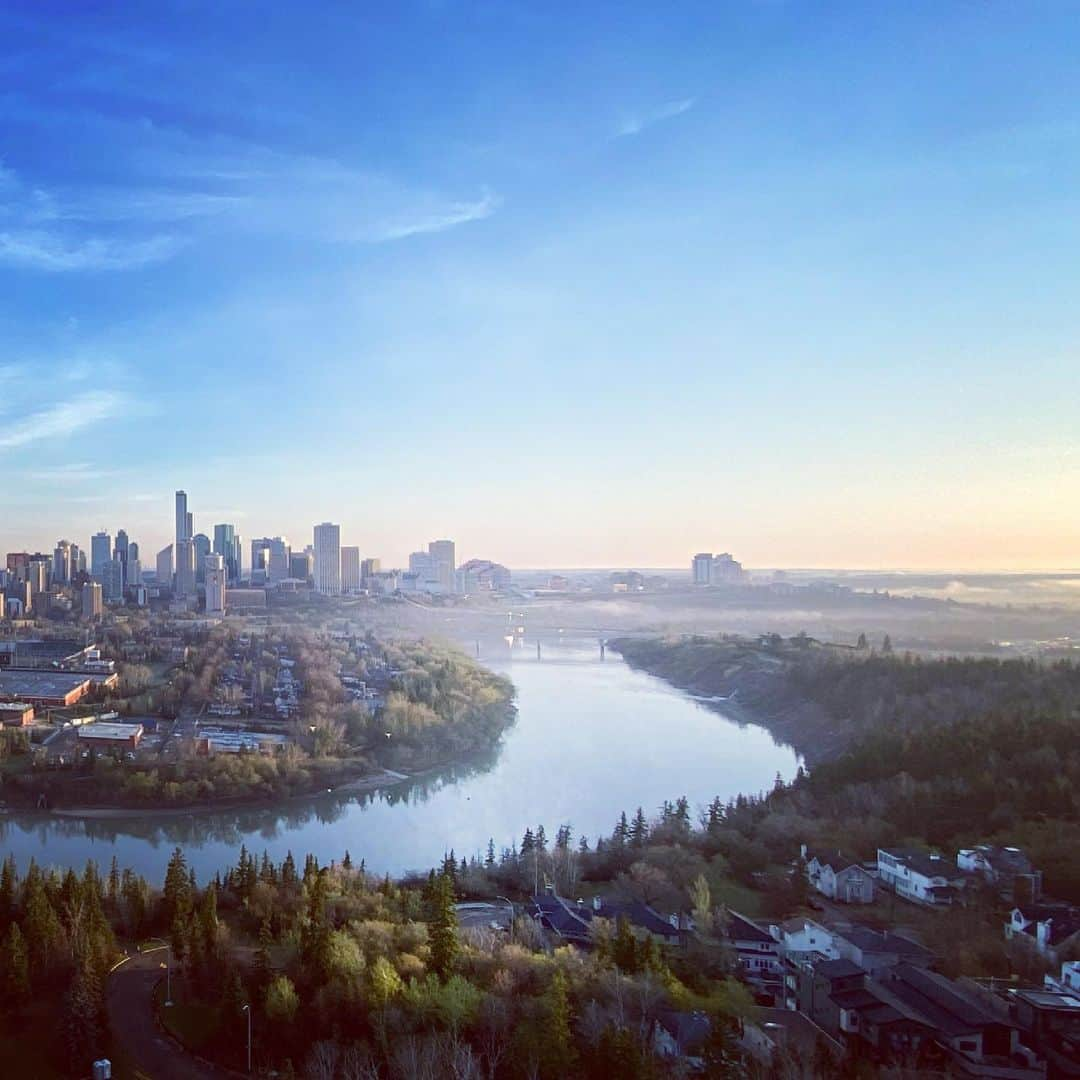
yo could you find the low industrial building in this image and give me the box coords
[0,702,35,726]
[0,671,93,707]
[77,722,143,751]
[196,728,288,755]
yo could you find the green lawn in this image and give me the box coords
[153,977,221,1054]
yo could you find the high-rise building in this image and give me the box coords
[193,533,211,583]
[82,581,103,620]
[175,490,192,544]
[127,556,142,589]
[313,523,341,595]
[692,553,713,586]
[175,539,196,599]
[341,546,361,593]
[360,557,381,583]
[115,529,130,586]
[156,545,174,590]
[53,540,74,585]
[102,557,124,602]
[213,524,242,584]
[268,538,290,583]
[289,551,314,583]
[428,539,456,593]
[204,553,226,615]
[90,531,112,582]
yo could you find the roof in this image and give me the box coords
[805,848,862,872]
[880,847,956,880]
[814,958,866,981]
[727,910,773,944]
[839,925,934,962]
[78,722,143,741]
[531,894,680,942]
[655,1010,710,1053]
[0,671,90,699]
[596,899,679,939]
[883,964,1003,1038]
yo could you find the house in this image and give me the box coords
[727,910,783,996]
[652,1009,710,1070]
[1006,987,1080,1078]
[801,845,876,904]
[958,845,1042,905]
[1046,960,1080,995]
[530,893,681,948]
[832,924,936,975]
[771,917,840,962]
[1007,904,1080,962]
[877,848,963,906]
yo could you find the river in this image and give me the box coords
[0,637,798,883]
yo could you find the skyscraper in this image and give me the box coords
[428,539,456,593]
[193,533,211,583]
[204,552,226,615]
[82,581,103,620]
[175,538,196,599]
[156,545,174,590]
[313,523,341,595]
[341,546,361,593]
[53,540,73,585]
[175,490,192,544]
[115,529,130,586]
[90,531,112,583]
[102,557,124,602]
[360,557,381,583]
[213,524,242,584]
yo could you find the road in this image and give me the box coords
[107,949,230,1080]
[455,901,514,932]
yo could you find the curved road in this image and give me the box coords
[107,949,230,1080]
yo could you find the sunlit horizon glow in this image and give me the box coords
[1,3,1079,571]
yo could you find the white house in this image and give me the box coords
[1007,904,1080,960]
[877,848,961,907]
[1045,960,1080,994]
[802,846,876,904]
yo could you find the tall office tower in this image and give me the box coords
[428,539,456,593]
[82,581,103,620]
[53,541,72,584]
[90,531,112,582]
[340,546,361,593]
[27,559,49,602]
[313,523,341,595]
[175,539,196,599]
[204,553,226,614]
[175,490,192,543]
[289,551,314,583]
[127,556,142,590]
[193,533,211,583]
[360,557,380,583]
[76,548,87,575]
[692,553,713,586]
[5,552,29,580]
[115,529,130,586]
[268,537,291,583]
[409,549,438,589]
[102,557,124,602]
[53,541,73,585]
[213,524,242,584]
[156,545,174,590]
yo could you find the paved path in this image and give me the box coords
[107,949,231,1080]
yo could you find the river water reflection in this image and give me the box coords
[0,639,798,882]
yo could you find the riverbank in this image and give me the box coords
[612,635,851,764]
[43,765,414,820]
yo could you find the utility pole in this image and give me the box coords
[242,1003,252,1073]
[164,944,172,1007]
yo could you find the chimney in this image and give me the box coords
[593,896,602,912]
[800,843,807,860]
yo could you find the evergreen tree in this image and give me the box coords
[428,871,459,980]
[630,807,648,847]
[0,922,29,1007]
[485,838,496,868]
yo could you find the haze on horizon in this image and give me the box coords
[1,2,1079,571]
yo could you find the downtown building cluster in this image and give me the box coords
[2,489,510,623]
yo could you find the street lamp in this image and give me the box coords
[241,1003,251,1073]
[163,944,172,1007]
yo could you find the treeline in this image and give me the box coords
[149,845,754,1079]
[0,854,149,1073]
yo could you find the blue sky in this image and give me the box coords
[2,1,1080,569]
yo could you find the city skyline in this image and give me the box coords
[1,5,1080,569]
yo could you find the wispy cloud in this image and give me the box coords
[0,230,183,272]
[0,390,127,448]
[27,462,118,482]
[616,97,696,138]
[374,189,501,241]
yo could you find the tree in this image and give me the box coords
[1,922,29,1007]
[542,971,575,1078]
[264,973,299,1024]
[882,634,893,654]
[428,871,459,980]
